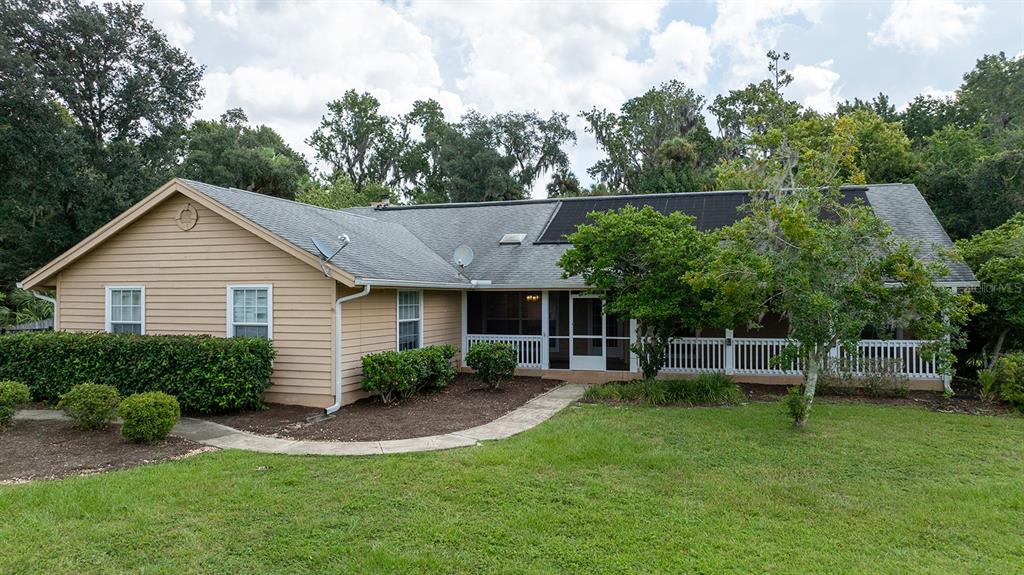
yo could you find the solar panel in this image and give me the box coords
[535,189,869,244]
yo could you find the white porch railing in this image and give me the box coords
[836,339,938,379]
[464,333,940,379]
[466,334,544,369]
[662,337,727,373]
[732,337,803,375]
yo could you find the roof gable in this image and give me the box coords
[19,179,354,290]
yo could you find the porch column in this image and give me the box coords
[724,328,735,375]
[541,290,550,369]
[629,319,638,372]
[460,290,468,367]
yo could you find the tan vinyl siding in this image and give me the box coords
[337,286,397,403]
[338,288,463,403]
[57,193,336,407]
[423,290,462,352]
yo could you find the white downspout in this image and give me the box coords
[14,282,58,330]
[326,284,371,415]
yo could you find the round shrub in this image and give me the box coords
[465,342,518,390]
[414,344,458,389]
[58,383,121,430]
[361,350,420,405]
[0,380,31,427]
[119,392,181,442]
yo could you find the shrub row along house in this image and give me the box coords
[18,179,978,409]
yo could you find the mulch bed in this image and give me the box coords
[206,374,561,442]
[0,419,207,483]
[739,383,1017,416]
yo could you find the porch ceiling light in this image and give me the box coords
[525,294,540,302]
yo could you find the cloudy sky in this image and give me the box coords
[142,0,1024,196]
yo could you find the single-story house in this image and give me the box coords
[18,178,978,410]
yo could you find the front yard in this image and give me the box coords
[2,401,1022,574]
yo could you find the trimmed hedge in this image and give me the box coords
[119,392,181,442]
[0,332,275,414]
[361,344,460,405]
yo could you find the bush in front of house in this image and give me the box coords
[58,383,121,429]
[979,352,1024,412]
[0,331,275,414]
[361,350,420,405]
[0,380,32,427]
[412,344,458,389]
[583,373,744,406]
[465,342,518,390]
[119,392,181,442]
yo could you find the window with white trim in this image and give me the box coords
[106,286,144,335]
[228,285,272,339]
[397,290,422,351]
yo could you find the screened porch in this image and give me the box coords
[462,291,942,381]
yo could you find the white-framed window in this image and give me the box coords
[397,290,423,351]
[227,285,273,339]
[105,286,145,335]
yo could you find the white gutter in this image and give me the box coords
[326,285,371,415]
[14,282,58,330]
[354,277,585,290]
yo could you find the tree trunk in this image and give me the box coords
[795,353,823,428]
[988,328,1010,369]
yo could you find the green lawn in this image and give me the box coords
[2,402,1023,574]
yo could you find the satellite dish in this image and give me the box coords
[311,234,350,277]
[453,244,474,268]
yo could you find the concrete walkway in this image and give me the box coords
[15,383,587,456]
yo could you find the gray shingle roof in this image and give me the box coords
[182,180,466,284]
[183,179,976,288]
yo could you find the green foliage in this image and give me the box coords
[837,93,899,122]
[783,386,809,424]
[296,175,395,209]
[0,289,53,328]
[956,214,1024,367]
[559,205,719,379]
[0,380,31,427]
[361,350,420,405]
[959,52,1024,134]
[1,0,203,293]
[979,352,1024,412]
[699,186,976,426]
[178,109,309,199]
[582,80,718,194]
[58,383,120,430]
[360,345,459,404]
[465,342,517,389]
[118,392,181,443]
[899,94,976,145]
[0,332,275,414]
[411,344,458,389]
[820,358,910,398]
[583,374,744,406]
[307,90,407,195]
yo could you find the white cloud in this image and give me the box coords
[711,0,824,89]
[141,0,193,47]
[870,0,985,53]
[789,62,842,113]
